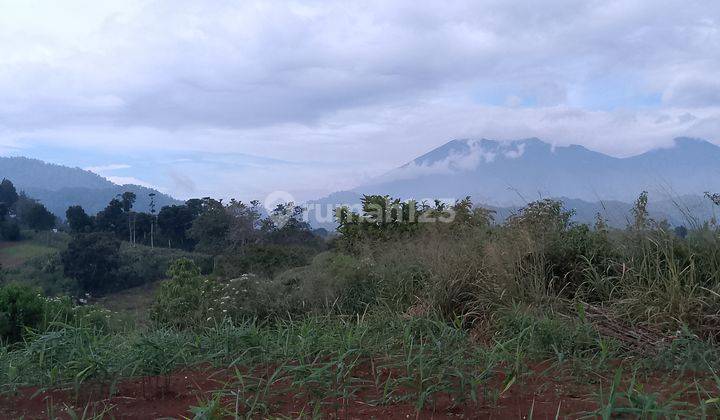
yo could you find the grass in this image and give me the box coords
[90,282,159,326]
[1,308,717,417]
[3,197,720,417]
[0,241,57,269]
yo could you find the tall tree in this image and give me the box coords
[95,198,126,237]
[66,205,93,233]
[187,198,230,254]
[157,204,195,249]
[0,179,18,208]
[119,191,136,244]
[22,202,55,231]
[119,191,136,213]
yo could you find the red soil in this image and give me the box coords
[0,362,708,419]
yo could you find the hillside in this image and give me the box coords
[0,156,180,217]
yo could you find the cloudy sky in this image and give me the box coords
[1,0,719,201]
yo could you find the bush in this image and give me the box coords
[117,243,212,290]
[0,283,111,343]
[0,284,45,343]
[151,258,213,329]
[62,232,121,294]
[215,244,315,279]
[172,246,396,320]
[0,221,20,241]
[2,252,78,296]
[270,252,377,315]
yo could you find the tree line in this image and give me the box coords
[60,192,328,294]
[0,178,56,240]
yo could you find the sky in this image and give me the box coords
[1,0,719,202]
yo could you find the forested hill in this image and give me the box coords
[0,156,179,217]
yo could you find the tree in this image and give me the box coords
[226,199,262,249]
[150,258,209,329]
[119,191,137,244]
[22,202,55,231]
[0,221,20,241]
[157,204,195,249]
[95,198,126,237]
[263,202,318,246]
[631,191,650,230]
[119,191,136,213]
[133,212,154,245]
[66,205,93,232]
[0,179,18,208]
[187,198,230,254]
[62,232,121,293]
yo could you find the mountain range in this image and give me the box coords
[310,137,720,228]
[360,137,720,204]
[2,137,719,227]
[0,156,179,218]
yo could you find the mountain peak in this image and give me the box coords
[357,136,720,205]
[673,137,718,149]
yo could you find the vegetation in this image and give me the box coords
[2,187,720,417]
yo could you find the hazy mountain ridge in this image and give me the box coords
[358,137,720,205]
[309,137,720,229]
[0,156,180,217]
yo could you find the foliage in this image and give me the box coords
[61,232,121,293]
[0,220,20,241]
[66,205,93,233]
[215,244,315,279]
[0,178,19,208]
[187,198,231,254]
[21,201,56,231]
[4,192,720,416]
[150,258,212,329]
[117,243,213,289]
[0,283,45,343]
[157,204,196,250]
[0,283,111,343]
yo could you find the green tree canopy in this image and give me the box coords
[66,205,93,232]
[0,178,18,208]
[62,232,121,293]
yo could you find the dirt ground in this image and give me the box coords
[0,364,653,419]
[1,358,712,419]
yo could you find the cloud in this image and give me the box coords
[379,139,531,182]
[663,76,720,107]
[84,163,131,172]
[105,176,157,189]
[0,0,719,200]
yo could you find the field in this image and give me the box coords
[2,312,718,419]
[0,234,65,269]
[2,197,720,418]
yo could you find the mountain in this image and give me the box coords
[0,156,180,218]
[308,137,720,229]
[358,137,720,205]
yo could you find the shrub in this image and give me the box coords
[151,258,213,329]
[2,252,78,296]
[117,243,212,290]
[272,252,376,315]
[0,221,21,241]
[0,284,45,343]
[0,283,111,343]
[214,244,314,279]
[62,232,121,294]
